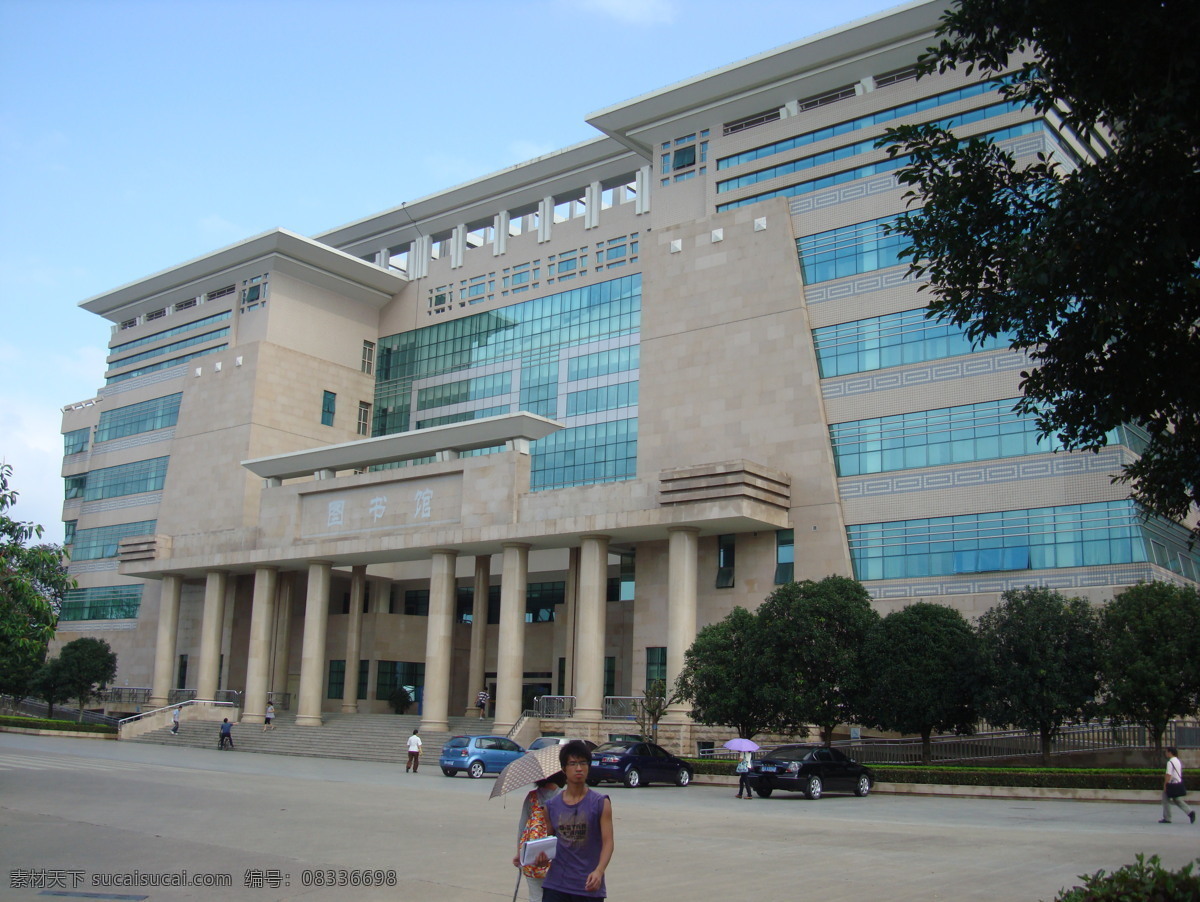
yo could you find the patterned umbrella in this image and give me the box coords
[489,745,564,800]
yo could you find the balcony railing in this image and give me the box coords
[535,696,575,718]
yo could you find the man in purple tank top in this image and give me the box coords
[538,740,614,901]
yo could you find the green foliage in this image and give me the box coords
[871,765,1161,792]
[31,656,73,718]
[881,0,1200,537]
[1098,582,1200,750]
[0,463,71,701]
[1051,854,1200,902]
[756,576,880,744]
[55,637,118,721]
[674,605,782,740]
[635,679,669,744]
[861,602,979,763]
[388,685,412,714]
[976,587,1099,763]
[0,714,117,735]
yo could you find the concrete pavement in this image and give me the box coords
[1,732,1196,901]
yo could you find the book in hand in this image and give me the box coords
[521,836,558,866]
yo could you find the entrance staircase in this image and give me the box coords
[126,712,498,765]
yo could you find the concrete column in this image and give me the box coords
[420,550,458,732]
[494,543,530,732]
[665,527,700,721]
[466,554,491,714]
[196,570,228,701]
[369,577,390,614]
[295,561,332,727]
[341,566,366,714]
[271,574,293,700]
[562,547,580,697]
[574,535,609,721]
[148,573,183,708]
[242,566,277,724]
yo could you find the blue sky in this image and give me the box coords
[0,0,906,540]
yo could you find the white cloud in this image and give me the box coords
[0,396,70,543]
[568,0,678,25]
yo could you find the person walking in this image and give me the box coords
[1160,746,1195,824]
[218,718,235,751]
[263,702,275,732]
[513,774,564,902]
[537,740,614,901]
[170,707,180,735]
[406,729,423,773]
[476,688,490,719]
[735,750,753,799]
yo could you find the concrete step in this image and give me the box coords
[126,712,504,765]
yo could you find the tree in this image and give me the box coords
[31,657,72,719]
[756,576,880,745]
[1097,581,1200,752]
[976,587,1099,764]
[56,637,117,721]
[0,463,71,707]
[881,0,1200,536]
[635,679,669,744]
[860,602,980,765]
[674,606,783,740]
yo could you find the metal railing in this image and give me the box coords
[835,720,1198,765]
[267,691,291,712]
[602,696,642,720]
[99,687,151,705]
[535,696,576,718]
[8,698,119,726]
[118,698,237,728]
[507,710,538,740]
[168,689,197,705]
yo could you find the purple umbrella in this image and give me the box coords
[723,738,760,752]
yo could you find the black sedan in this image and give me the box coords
[586,741,693,788]
[746,745,874,799]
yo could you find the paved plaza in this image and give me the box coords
[1,731,1197,902]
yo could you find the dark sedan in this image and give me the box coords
[746,745,874,799]
[586,741,692,788]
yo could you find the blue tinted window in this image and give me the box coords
[64,428,90,455]
[95,394,182,443]
[812,310,1010,377]
[70,520,156,561]
[82,457,169,501]
[845,501,1197,581]
[60,585,143,621]
[797,215,908,284]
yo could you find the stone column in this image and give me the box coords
[420,550,458,733]
[573,535,609,721]
[295,561,332,727]
[341,566,366,714]
[196,570,228,701]
[562,547,580,697]
[271,573,293,703]
[242,566,277,724]
[148,573,183,708]
[665,527,700,721]
[466,554,490,715]
[494,543,531,732]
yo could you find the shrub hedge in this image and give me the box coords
[0,715,117,735]
[1053,854,1200,901]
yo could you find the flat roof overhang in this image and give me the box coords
[241,412,564,481]
[80,228,409,322]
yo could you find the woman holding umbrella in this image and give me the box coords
[724,738,760,800]
[513,773,565,901]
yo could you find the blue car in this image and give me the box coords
[439,735,525,778]
[586,741,692,788]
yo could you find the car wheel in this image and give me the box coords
[468,761,485,779]
[804,775,823,800]
[441,767,457,777]
[855,774,871,797]
[675,767,691,787]
[623,768,641,788]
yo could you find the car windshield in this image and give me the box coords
[594,742,635,754]
[446,737,468,749]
